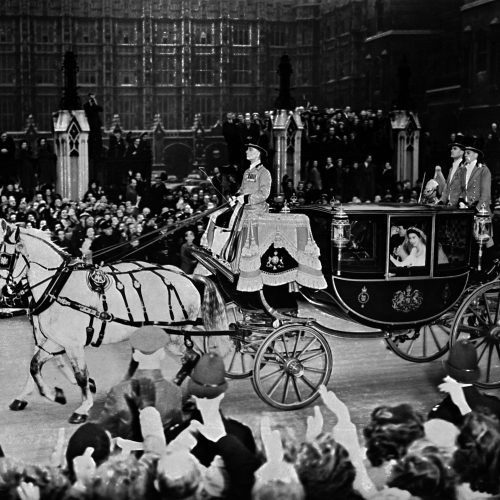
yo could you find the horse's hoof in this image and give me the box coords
[69,412,88,424]
[54,387,66,405]
[9,399,28,411]
[88,378,96,394]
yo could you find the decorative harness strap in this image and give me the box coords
[75,262,197,346]
[133,261,189,321]
[30,262,73,316]
[107,264,134,323]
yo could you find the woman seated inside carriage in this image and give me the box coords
[390,226,449,268]
[390,227,427,267]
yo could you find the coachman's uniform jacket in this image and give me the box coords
[238,162,272,221]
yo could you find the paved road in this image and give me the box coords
[1,311,498,465]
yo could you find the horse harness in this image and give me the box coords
[4,241,200,348]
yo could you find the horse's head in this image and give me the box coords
[0,220,28,301]
[0,219,19,246]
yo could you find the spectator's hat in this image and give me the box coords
[100,219,112,230]
[80,211,90,218]
[246,143,267,159]
[464,135,484,158]
[187,352,227,399]
[445,339,480,383]
[129,325,167,354]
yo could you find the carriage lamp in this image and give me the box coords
[473,203,492,271]
[331,205,351,275]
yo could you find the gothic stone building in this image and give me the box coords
[0,0,498,142]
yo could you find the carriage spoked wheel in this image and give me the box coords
[450,281,500,389]
[252,324,333,410]
[385,311,453,363]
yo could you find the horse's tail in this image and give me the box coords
[190,275,228,332]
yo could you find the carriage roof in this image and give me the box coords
[294,203,474,216]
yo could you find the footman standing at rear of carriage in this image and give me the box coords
[440,137,466,207]
[462,138,491,214]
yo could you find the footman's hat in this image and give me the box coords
[129,326,167,354]
[187,352,227,399]
[246,143,267,159]
[464,135,484,157]
[449,132,466,150]
[445,339,480,383]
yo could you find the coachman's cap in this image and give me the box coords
[246,143,267,159]
[445,339,480,384]
[129,326,167,354]
[187,352,227,399]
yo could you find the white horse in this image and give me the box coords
[0,220,228,423]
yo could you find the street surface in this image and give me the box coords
[1,306,498,464]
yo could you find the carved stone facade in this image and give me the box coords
[0,0,322,132]
[53,110,90,199]
[0,0,498,156]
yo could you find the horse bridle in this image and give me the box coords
[0,227,30,295]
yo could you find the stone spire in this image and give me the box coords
[274,54,296,110]
[60,51,82,110]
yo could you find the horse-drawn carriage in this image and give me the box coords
[192,202,499,408]
[0,201,498,422]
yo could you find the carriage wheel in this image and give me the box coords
[450,281,500,389]
[385,312,453,363]
[252,324,333,410]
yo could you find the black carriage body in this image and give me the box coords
[294,204,475,329]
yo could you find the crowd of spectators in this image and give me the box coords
[1,336,500,500]
[0,106,500,498]
[0,109,499,280]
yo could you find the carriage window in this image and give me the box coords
[339,216,385,273]
[435,215,470,273]
[388,218,431,276]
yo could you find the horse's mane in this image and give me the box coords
[20,225,72,258]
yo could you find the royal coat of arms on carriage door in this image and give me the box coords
[392,285,423,313]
